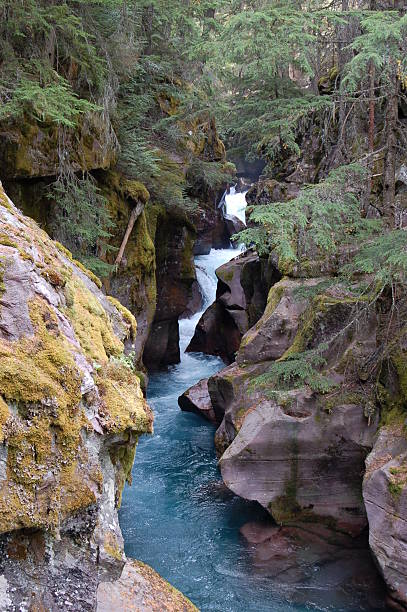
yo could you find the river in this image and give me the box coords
[119,189,385,612]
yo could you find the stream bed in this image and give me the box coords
[120,191,386,612]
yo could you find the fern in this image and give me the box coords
[251,348,336,395]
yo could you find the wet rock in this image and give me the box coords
[178,378,217,423]
[182,280,203,319]
[143,319,180,370]
[187,250,278,363]
[190,202,230,255]
[187,301,242,364]
[143,210,196,369]
[224,213,246,239]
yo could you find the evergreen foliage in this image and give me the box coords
[49,172,114,275]
[251,348,336,395]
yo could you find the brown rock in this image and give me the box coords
[187,251,278,363]
[97,560,198,612]
[363,426,407,609]
[178,378,217,423]
[143,319,180,370]
[224,213,246,238]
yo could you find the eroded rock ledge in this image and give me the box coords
[182,251,407,609]
[0,183,195,611]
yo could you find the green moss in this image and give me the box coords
[95,361,153,435]
[107,171,150,204]
[110,440,138,507]
[72,258,103,289]
[388,465,407,499]
[0,397,10,443]
[64,277,123,363]
[0,186,14,211]
[322,391,365,415]
[218,268,234,283]
[54,241,73,260]
[269,431,301,523]
[0,298,82,409]
[107,296,138,340]
[103,531,123,561]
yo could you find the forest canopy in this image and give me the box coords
[1,0,407,282]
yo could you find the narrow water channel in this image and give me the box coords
[119,190,385,612]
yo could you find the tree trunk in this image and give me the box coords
[363,60,376,215]
[383,71,398,223]
[115,202,144,267]
[143,5,154,55]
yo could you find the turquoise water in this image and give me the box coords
[120,214,386,611]
[119,349,385,611]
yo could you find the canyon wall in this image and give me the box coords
[0,182,197,610]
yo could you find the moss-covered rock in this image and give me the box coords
[0,181,154,608]
[0,113,118,180]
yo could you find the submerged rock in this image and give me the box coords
[240,521,386,610]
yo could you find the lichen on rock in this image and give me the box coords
[0,181,154,609]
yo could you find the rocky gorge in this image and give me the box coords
[1,2,407,610]
[179,189,407,610]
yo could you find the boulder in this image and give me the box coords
[363,426,407,610]
[209,279,380,533]
[186,302,242,364]
[97,559,198,612]
[189,201,230,255]
[219,392,378,533]
[143,319,180,370]
[237,278,324,365]
[143,208,196,369]
[178,378,217,423]
[224,213,245,239]
[187,250,278,363]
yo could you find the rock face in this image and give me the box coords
[187,250,278,363]
[97,560,198,612]
[0,183,190,610]
[363,426,407,610]
[223,212,245,239]
[143,208,196,370]
[0,115,118,179]
[178,378,217,423]
[206,277,381,535]
[190,200,230,255]
[196,260,407,605]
